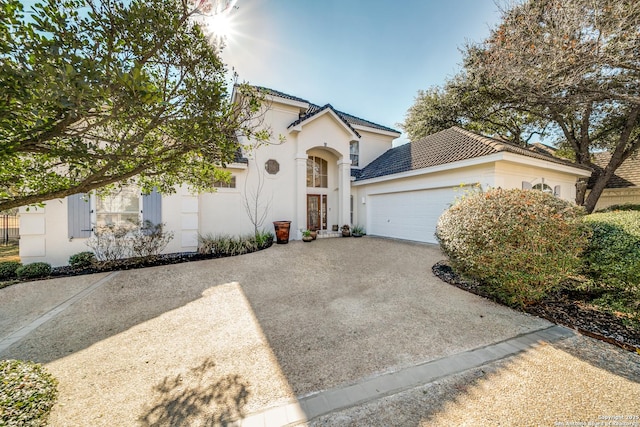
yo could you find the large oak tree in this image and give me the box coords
[0,0,267,211]
[403,0,640,213]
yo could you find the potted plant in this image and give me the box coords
[341,224,351,237]
[273,221,292,244]
[302,230,313,242]
[309,229,318,240]
[351,225,365,237]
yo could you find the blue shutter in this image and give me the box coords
[68,193,92,238]
[142,188,162,226]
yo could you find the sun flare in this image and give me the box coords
[208,11,235,40]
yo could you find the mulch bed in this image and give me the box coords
[0,240,274,289]
[432,261,640,353]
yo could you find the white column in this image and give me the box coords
[295,155,308,238]
[337,159,352,226]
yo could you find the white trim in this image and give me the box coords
[288,108,359,140]
[499,152,592,177]
[351,124,401,137]
[224,162,248,170]
[265,94,309,110]
[353,152,590,186]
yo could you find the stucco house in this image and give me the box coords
[19,87,592,266]
[588,152,640,210]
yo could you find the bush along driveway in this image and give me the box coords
[433,262,640,352]
[435,190,640,353]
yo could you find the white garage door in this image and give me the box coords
[368,188,456,243]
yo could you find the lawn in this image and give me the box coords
[0,244,19,262]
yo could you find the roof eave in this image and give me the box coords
[351,124,401,138]
[499,152,592,176]
[288,108,360,140]
[265,94,309,110]
[354,151,591,186]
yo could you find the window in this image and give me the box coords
[96,185,140,228]
[213,176,236,188]
[265,159,280,175]
[306,156,328,188]
[532,183,553,193]
[350,141,359,166]
[350,195,353,224]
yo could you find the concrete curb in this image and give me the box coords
[0,271,120,356]
[237,325,575,426]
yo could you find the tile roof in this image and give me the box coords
[253,86,401,135]
[357,127,590,181]
[589,152,640,189]
[289,103,361,138]
[528,142,558,156]
[254,86,310,104]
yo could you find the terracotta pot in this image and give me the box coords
[309,230,318,240]
[273,221,291,244]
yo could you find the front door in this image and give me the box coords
[307,194,327,230]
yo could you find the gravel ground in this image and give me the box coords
[2,237,633,425]
[311,335,640,426]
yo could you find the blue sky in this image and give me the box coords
[218,0,503,144]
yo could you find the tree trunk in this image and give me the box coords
[584,175,609,213]
[575,179,587,206]
[583,151,627,213]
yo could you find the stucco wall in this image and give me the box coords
[493,160,581,201]
[19,200,90,267]
[355,129,396,169]
[588,188,640,211]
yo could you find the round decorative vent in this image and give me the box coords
[265,159,280,175]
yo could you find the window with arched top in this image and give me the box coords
[306,156,328,188]
[532,183,553,193]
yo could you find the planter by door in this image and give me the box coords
[273,221,292,244]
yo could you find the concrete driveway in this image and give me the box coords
[1,237,638,426]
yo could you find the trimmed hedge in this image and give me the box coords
[0,359,58,426]
[582,210,640,289]
[0,261,21,281]
[436,188,590,306]
[15,263,52,280]
[596,203,640,213]
[68,251,97,269]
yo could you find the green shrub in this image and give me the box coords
[0,359,58,426]
[15,263,52,280]
[68,251,97,268]
[351,225,365,235]
[596,203,640,213]
[198,231,274,256]
[436,188,590,306]
[254,230,274,248]
[582,211,640,288]
[0,261,22,280]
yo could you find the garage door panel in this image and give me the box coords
[368,188,455,243]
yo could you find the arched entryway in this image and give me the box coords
[295,146,351,235]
